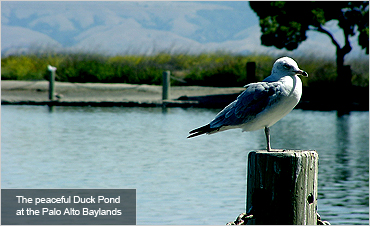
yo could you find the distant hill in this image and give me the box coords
[1,1,367,59]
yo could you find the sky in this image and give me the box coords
[1,1,368,59]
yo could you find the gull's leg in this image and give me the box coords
[264,126,271,152]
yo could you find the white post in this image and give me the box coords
[47,65,57,101]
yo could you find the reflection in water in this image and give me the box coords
[48,105,55,113]
[317,112,369,225]
[335,115,351,182]
[1,106,368,225]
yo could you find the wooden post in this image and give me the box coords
[48,65,57,101]
[162,71,170,100]
[246,62,256,84]
[246,150,318,225]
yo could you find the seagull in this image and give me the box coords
[187,57,308,152]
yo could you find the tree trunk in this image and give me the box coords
[336,34,352,83]
[336,45,352,116]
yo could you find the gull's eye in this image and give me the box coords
[283,64,291,70]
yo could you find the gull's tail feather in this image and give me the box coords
[187,124,218,138]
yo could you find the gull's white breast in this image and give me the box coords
[241,75,302,132]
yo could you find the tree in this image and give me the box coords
[249,1,369,80]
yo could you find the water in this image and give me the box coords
[2,105,369,225]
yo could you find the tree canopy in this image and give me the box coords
[250,1,369,115]
[250,1,369,63]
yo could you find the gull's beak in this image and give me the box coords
[296,70,308,77]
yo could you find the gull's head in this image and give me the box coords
[272,57,308,78]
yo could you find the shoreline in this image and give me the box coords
[1,80,368,111]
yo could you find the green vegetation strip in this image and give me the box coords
[2,52,368,88]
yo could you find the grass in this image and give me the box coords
[1,51,368,88]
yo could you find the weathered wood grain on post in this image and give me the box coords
[246,150,318,225]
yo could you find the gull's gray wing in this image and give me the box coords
[209,82,284,128]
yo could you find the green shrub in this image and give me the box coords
[1,51,368,88]
[1,55,44,80]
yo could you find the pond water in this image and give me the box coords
[2,105,369,224]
